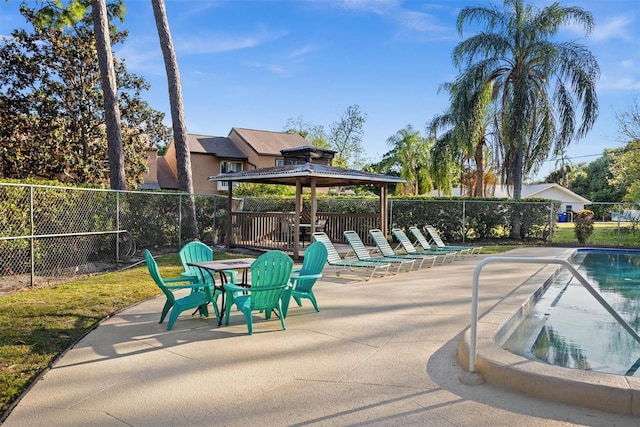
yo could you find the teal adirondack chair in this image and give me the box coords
[224,250,294,335]
[281,241,328,318]
[144,249,215,330]
[179,241,239,319]
[178,241,215,284]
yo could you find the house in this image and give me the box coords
[517,184,591,214]
[141,127,310,194]
[432,183,591,214]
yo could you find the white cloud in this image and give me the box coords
[620,59,635,69]
[598,74,640,91]
[397,10,449,33]
[591,15,634,42]
[245,61,286,75]
[320,0,456,41]
[287,44,316,59]
[173,1,223,19]
[337,0,398,14]
[175,27,288,55]
[114,38,164,76]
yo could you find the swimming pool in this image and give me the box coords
[501,248,640,376]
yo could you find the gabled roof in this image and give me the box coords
[187,134,247,159]
[209,162,406,187]
[157,157,179,190]
[521,183,591,204]
[432,183,591,203]
[231,128,307,155]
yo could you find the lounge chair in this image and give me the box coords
[424,224,483,255]
[343,230,416,273]
[311,232,391,280]
[390,228,454,264]
[408,226,463,259]
[368,229,437,269]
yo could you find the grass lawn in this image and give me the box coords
[0,251,243,418]
[475,245,519,254]
[552,222,639,246]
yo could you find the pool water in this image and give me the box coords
[502,249,640,376]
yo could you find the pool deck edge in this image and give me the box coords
[457,248,640,417]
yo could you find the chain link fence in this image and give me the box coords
[0,183,230,291]
[1,182,637,290]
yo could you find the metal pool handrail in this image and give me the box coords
[469,256,640,373]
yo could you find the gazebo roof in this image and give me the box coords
[208,163,406,187]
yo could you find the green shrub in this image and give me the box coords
[574,209,595,244]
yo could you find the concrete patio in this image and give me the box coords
[3,247,639,426]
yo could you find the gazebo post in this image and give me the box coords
[226,180,233,249]
[293,179,303,259]
[310,179,317,234]
[380,184,388,235]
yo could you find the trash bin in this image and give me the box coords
[558,212,567,223]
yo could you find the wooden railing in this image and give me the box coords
[230,212,294,250]
[230,211,380,251]
[321,213,380,244]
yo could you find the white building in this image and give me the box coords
[433,183,591,214]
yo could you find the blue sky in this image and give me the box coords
[1,0,639,181]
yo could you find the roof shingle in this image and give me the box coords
[231,128,307,155]
[187,134,247,159]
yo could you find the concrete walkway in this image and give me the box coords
[4,248,639,426]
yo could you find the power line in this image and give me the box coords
[543,152,601,163]
[543,144,640,163]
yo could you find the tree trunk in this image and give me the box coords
[473,140,484,197]
[509,139,524,239]
[151,0,199,240]
[91,0,125,190]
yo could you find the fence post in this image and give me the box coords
[116,192,120,270]
[30,185,34,287]
[212,195,217,246]
[617,206,622,246]
[178,194,183,249]
[549,202,553,243]
[462,200,466,244]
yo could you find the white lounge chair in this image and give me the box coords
[390,228,454,264]
[343,230,415,273]
[368,229,437,269]
[311,232,390,280]
[424,224,483,255]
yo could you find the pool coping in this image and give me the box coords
[457,248,640,416]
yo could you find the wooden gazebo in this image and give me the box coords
[208,160,405,259]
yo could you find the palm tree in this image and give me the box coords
[553,147,573,187]
[429,79,497,197]
[151,0,198,240]
[453,0,599,237]
[384,125,432,195]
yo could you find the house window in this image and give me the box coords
[276,159,285,166]
[220,161,242,174]
[218,161,243,191]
